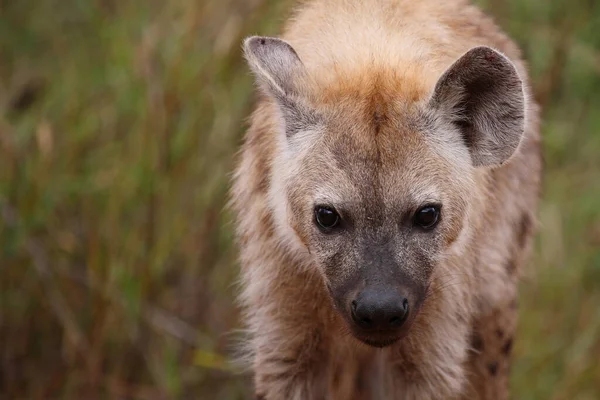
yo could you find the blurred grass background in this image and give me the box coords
[0,0,599,399]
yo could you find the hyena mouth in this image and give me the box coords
[355,334,403,348]
[348,315,417,348]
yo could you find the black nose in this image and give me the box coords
[351,288,409,330]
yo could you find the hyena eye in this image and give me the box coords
[314,205,340,231]
[414,205,441,230]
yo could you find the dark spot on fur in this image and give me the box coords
[470,332,484,352]
[505,257,517,274]
[372,107,387,134]
[259,38,266,45]
[496,329,504,339]
[254,157,270,193]
[259,211,274,239]
[256,174,270,193]
[332,365,341,387]
[502,338,514,355]
[487,362,499,376]
[517,213,532,249]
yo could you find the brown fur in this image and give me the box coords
[232,0,542,399]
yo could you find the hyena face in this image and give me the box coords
[284,116,472,347]
[244,37,525,347]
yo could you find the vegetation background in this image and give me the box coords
[1,0,599,398]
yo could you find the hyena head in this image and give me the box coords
[243,37,525,347]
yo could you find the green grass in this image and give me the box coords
[1,0,599,398]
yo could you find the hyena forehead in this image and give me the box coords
[306,134,454,213]
[244,36,526,169]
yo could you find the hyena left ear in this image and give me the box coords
[429,46,525,167]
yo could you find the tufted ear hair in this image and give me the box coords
[429,46,525,167]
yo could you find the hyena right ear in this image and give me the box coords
[243,36,305,101]
[243,36,319,139]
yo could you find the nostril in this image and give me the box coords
[388,298,410,327]
[351,300,374,328]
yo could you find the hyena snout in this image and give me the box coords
[351,286,410,331]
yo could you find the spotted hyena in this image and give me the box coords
[231,0,542,398]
